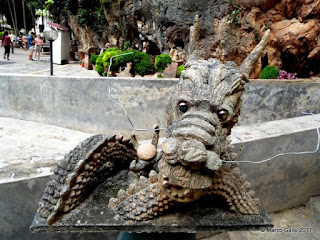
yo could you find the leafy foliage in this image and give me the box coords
[123,41,132,51]
[276,70,298,79]
[134,60,153,76]
[117,50,136,65]
[102,48,122,70]
[94,48,152,76]
[0,0,42,33]
[95,55,105,67]
[227,5,243,25]
[177,65,186,77]
[154,54,172,72]
[259,65,280,79]
[116,50,152,76]
[95,65,104,75]
[90,54,99,65]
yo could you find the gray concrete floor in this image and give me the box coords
[199,196,320,239]
[0,47,99,77]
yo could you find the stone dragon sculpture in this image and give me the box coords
[37,25,270,224]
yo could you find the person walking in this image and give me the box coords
[8,31,14,53]
[34,34,43,60]
[1,31,13,60]
[27,32,35,60]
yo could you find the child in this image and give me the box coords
[34,34,43,60]
[23,35,28,50]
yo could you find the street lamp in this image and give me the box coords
[44,28,58,75]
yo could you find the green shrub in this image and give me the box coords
[95,55,104,67]
[177,65,186,77]
[90,54,98,65]
[134,60,153,76]
[133,51,150,63]
[117,49,152,76]
[106,47,120,52]
[154,54,172,72]
[100,48,122,71]
[102,49,122,62]
[95,65,104,75]
[259,65,280,79]
[123,41,131,51]
[117,50,136,65]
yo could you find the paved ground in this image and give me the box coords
[199,197,320,239]
[0,47,99,77]
[0,117,92,184]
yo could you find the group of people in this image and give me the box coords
[27,32,43,61]
[1,31,44,61]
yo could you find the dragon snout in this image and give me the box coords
[171,110,218,146]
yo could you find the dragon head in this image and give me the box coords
[162,30,270,173]
[166,59,248,152]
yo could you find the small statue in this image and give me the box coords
[36,18,271,224]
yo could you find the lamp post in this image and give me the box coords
[44,28,58,75]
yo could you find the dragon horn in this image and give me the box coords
[240,29,271,77]
[186,15,200,62]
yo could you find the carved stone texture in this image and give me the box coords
[37,134,137,224]
[36,30,270,225]
[109,30,271,221]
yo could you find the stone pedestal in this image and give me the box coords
[31,170,273,233]
[78,47,97,70]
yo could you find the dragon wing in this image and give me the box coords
[37,134,137,225]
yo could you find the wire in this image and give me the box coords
[106,52,168,133]
[221,112,320,164]
[106,52,135,129]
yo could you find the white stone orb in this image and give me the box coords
[137,143,157,160]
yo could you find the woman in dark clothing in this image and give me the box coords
[1,31,13,60]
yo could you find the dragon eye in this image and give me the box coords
[178,102,188,113]
[217,109,228,121]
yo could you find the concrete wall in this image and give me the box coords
[240,79,320,124]
[231,115,320,212]
[0,74,177,139]
[0,74,320,138]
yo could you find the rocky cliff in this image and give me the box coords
[66,0,320,78]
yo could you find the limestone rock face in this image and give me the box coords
[230,0,277,11]
[268,19,320,74]
[66,0,320,77]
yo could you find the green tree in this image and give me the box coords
[0,0,42,34]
